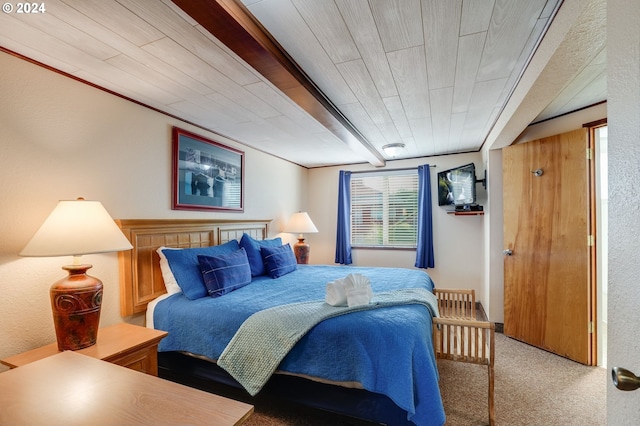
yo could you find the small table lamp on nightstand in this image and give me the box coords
[284,212,318,264]
[19,198,132,351]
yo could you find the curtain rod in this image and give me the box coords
[350,165,436,175]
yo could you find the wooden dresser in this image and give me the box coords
[0,351,253,425]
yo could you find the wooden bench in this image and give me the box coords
[434,288,477,319]
[433,289,495,425]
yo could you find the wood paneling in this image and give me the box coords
[172,0,384,166]
[0,0,605,166]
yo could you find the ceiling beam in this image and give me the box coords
[172,0,385,166]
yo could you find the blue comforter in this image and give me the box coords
[153,265,445,426]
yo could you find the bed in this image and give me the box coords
[117,219,446,426]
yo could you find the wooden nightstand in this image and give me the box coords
[0,323,168,376]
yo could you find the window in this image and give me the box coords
[350,170,418,248]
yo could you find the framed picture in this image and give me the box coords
[172,127,244,212]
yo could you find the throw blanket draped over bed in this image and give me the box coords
[218,287,439,396]
[153,265,445,426]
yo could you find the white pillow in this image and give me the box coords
[156,246,182,295]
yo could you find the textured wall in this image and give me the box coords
[607,0,640,423]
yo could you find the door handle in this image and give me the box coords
[503,249,513,256]
[612,367,640,391]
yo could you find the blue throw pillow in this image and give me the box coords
[260,243,297,278]
[239,233,283,276]
[198,248,252,298]
[160,239,240,299]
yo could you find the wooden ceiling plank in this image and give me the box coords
[72,68,170,111]
[336,0,398,99]
[1,11,179,107]
[376,121,403,146]
[557,75,606,117]
[266,114,314,139]
[142,36,280,120]
[106,53,204,104]
[159,0,199,26]
[16,0,118,61]
[477,0,547,82]
[536,60,606,121]
[453,32,486,114]
[336,59,393,126]
[243,82,329,134]
[336,102,388,154]
[62,0,164,46]
[383,96,413,139]
[497,17,549,109]
[461,79,508,150]
[81,62,183,105]
[242,0,358,107]
[291,0,360,64]
[460,0,494,36]
[172,0,384,166]
[118,0,260,87]
[329,102,369,129]
[430,87,454,148]
[408,118,435,156]
[206,92,262,124]
[449,112,466,151]
[387,45,431,121]
[56,0,215,97]
[0,17,80,74]
[169,99,239,129]
[423,0,462,90]
[370,0,423,52]
[123,47,213,97]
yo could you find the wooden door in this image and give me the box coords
[503,128,593,365]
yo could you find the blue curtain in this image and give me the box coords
[415,164,435,268]
[335,170,352,265]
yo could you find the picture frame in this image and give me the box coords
[172,127,244,212]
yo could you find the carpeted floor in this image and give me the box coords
[240,333,606,425]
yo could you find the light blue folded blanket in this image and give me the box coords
[218,287,439,396]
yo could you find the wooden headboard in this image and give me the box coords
[116,219,271,316]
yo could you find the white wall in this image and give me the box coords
[607,0,640,422]
[484,149,504,323]
[0,52,307,371]
[307,153,486,298]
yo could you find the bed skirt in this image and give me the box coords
[158,351,415,425]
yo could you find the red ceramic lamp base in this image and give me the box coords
[50,264,103,351]
[293,238,310,264]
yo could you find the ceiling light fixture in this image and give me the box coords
[382,143,405,158]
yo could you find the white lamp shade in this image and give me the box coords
[283,212,318,234]
[20,199,133,257]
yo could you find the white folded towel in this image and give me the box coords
[325,278,348,306]
[344,273,373,307]
[345,286,373,307]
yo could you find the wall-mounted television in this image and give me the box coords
[437,163,476,207]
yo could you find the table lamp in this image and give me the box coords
[284,212,318,264]
[19,198,133,351]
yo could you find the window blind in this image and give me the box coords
[350,170,418,248]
